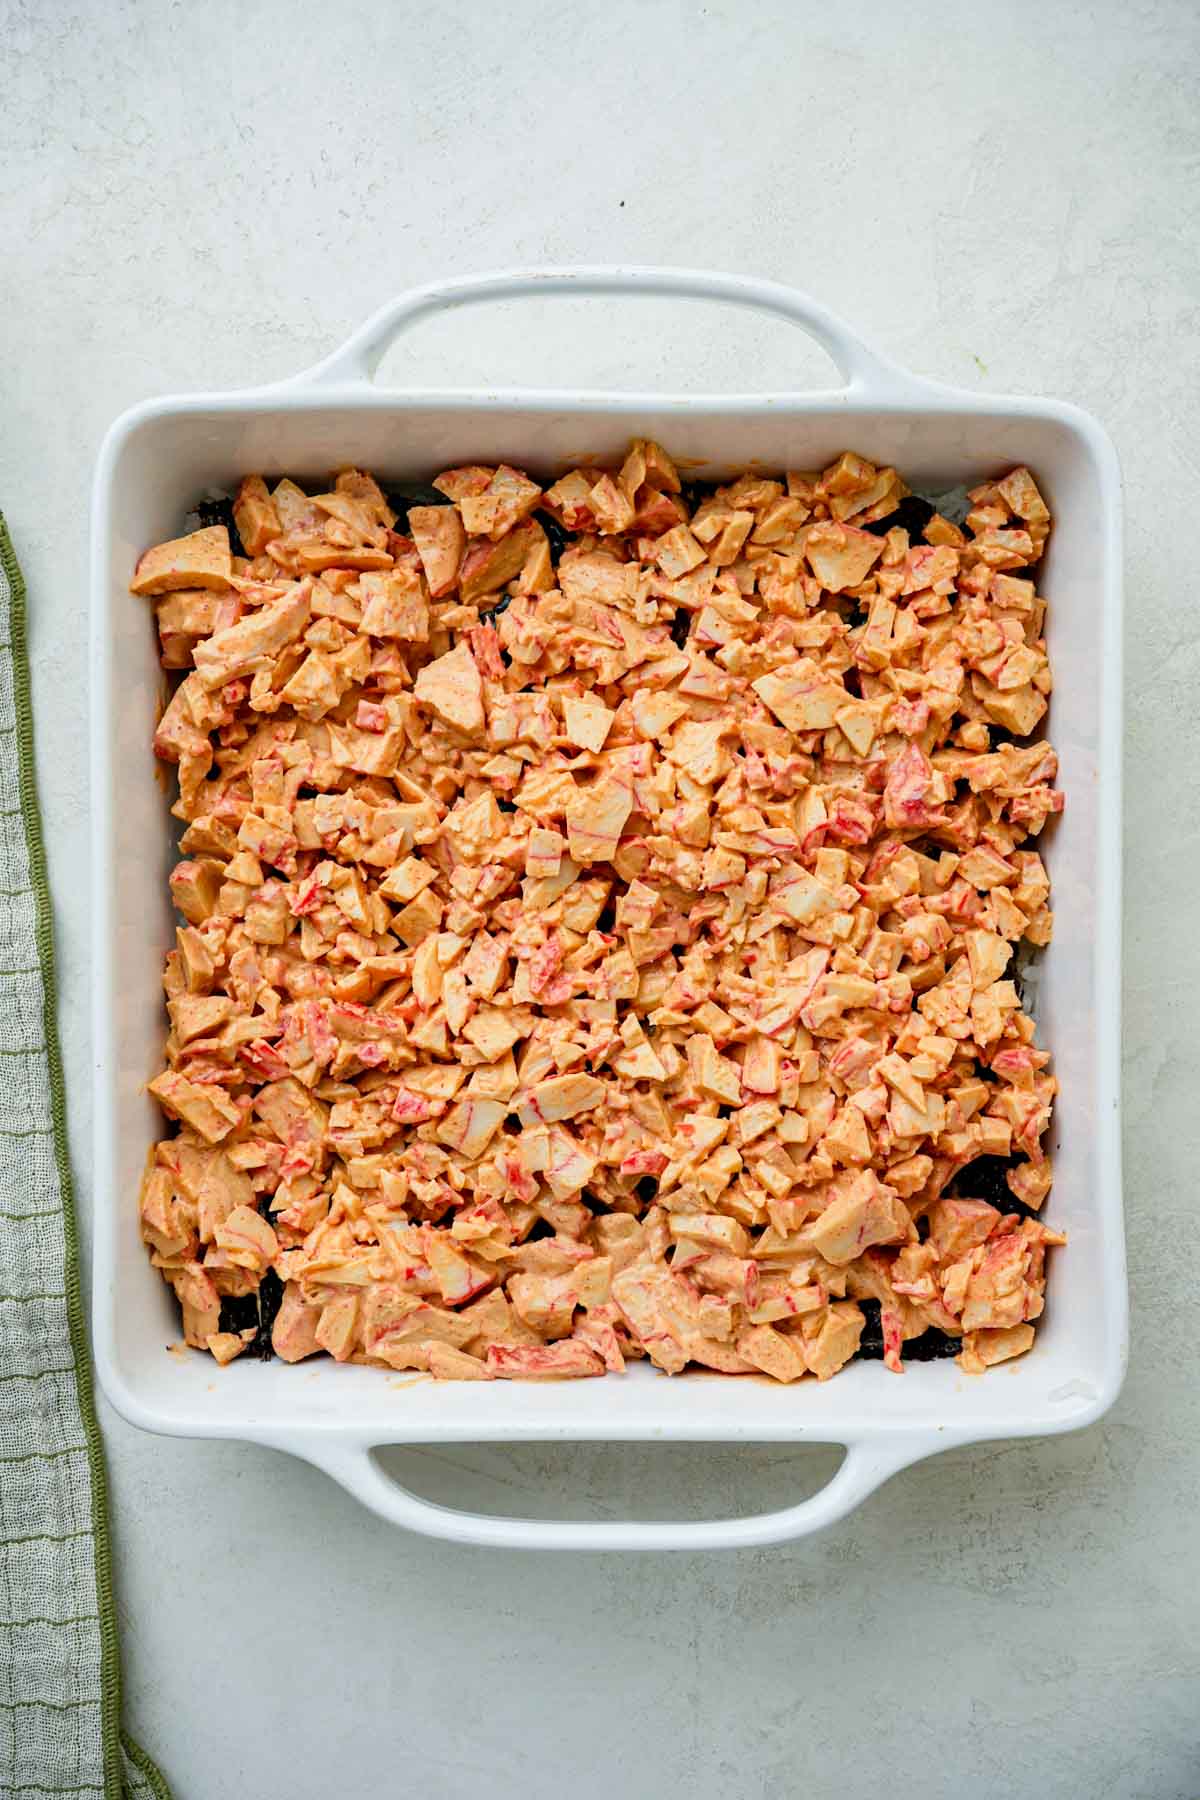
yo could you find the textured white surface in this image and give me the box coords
[0,0,1197,1793]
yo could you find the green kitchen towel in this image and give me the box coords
[0,518,170,1800]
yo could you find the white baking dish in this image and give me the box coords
[90,268,1126,1550]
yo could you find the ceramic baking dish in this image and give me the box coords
[90,267,1126,1550]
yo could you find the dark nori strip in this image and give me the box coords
[195,496,246,560]
[681,479,720,514]
[249,1267,285,1360]
[496,797,516,813]
[862,494,937,540]
[950,1153,1043,1220]
[670,608,692,649]
[384,482,452,514]
[383,483,452,533]
[535,509,569,565]
[477,592,513,627]
[903,1329,961,1362]
[854,1298,960,1363]
[856,1299,885,1359]
[217,1291,259,1336]
[953,1152,1021,1208]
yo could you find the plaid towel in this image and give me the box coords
[0,519,170,1800]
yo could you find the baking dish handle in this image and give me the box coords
[300,1434,930,1551]
[282,267,933,400]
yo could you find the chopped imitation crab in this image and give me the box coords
[414,640,483,734]
[408,505,466,598]
[136,444,1062,1382]
[131,524,232,596]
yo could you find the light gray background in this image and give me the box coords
[2,1,1197,1795]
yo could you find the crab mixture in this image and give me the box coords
[135,441,1065,1385]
